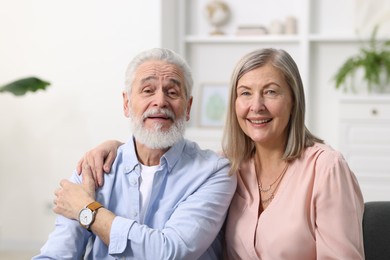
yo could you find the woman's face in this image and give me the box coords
[235,63,293,148]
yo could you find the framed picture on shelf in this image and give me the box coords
[198,83,229,127]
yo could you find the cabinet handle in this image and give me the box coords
[371,108,378,116]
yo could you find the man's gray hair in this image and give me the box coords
[124,48,193,100]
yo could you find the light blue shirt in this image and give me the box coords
[34,138,237,259]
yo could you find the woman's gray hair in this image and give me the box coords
[124,48,193,100]
[222,48,323,175]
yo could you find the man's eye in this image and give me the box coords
[167,89,180,97]
[142,88,153,93]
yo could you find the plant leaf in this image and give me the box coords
[369,24,379,50]
[334,57,359,89]
[382,51,390,83]
[0,77,51,96]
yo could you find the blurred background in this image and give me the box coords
[0,0,389,258]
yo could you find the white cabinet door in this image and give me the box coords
[339,96,390,201]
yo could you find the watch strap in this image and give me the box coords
[87,201,103,211]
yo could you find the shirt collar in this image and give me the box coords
[162,138,185,172]
[121,137,185,174]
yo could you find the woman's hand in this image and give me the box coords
[76,140,122,187]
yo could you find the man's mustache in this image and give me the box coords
[142,108,176,121]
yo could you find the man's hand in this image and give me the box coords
[54,165,96,219]
[76,140,122,187]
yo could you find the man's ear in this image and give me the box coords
[123,91,130,117]
[186,96,193,121]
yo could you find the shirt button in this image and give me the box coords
[130,179,137,186]
[131,211,138,218]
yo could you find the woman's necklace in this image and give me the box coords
[256,161,289,205]
[258,163,289,192]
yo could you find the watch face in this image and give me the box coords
[79,208,93,226]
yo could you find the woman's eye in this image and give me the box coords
[239,91,250,96]
[264,89,276,95]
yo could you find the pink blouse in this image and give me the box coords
[225,143,365,259]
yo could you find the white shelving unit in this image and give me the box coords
[169,0,367,151]
[160,0,390,201]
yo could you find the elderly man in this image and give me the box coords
[34,48,236,259]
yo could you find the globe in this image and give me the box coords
[204,0,231,35]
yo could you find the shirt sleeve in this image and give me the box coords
[32,171,91,259]
[108,158,237,260]
[314,150,365,259]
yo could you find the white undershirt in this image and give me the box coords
[139,164,158,223]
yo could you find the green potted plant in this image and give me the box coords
[0,77,50,96]
[333,25,390,93]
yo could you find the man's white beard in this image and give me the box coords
[129,107,186,149]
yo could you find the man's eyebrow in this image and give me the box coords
[140,76,157,85]
[169,78,182,87]
[140,77,181,87]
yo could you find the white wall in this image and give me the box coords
[0,0,162,252]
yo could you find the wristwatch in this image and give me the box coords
[78,201,103,230]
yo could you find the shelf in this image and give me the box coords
[308,34,390,43]
[339,95,390,103]
[308,34,360,42]
[185,34,390,44]
[184,35,301,44]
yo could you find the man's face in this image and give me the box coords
[123,60,193,149]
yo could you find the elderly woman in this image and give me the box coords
[222,48,364,259]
